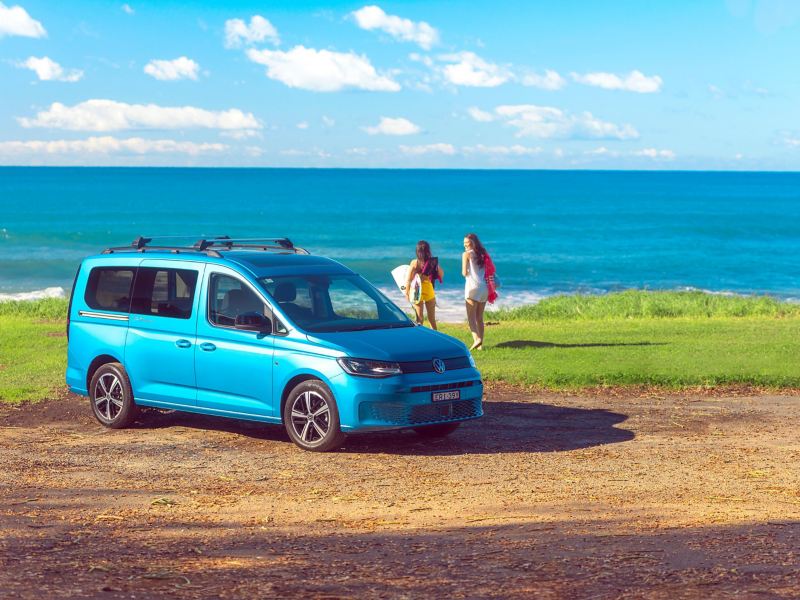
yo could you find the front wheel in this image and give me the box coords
[413,422,461,438]
[89,362,138,429]
[283,380,346,452]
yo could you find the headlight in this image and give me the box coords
[337,357,402,378]
[468,354,476,368]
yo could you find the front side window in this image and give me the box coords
[84,267,135,312]
[208,273,268,327]
[130,267,198,319]
[260,274,411,333]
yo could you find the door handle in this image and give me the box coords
[175,339,192,349]
[199,342,216,352]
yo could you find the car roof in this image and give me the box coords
[221,251,353,277]
[84,250,353,278]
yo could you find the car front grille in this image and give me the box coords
[359,397,483,426]
[398,356,471,374]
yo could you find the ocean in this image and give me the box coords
[2,168,799,320]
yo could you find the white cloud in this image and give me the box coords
[220,129,262,140]
[121,4,134,15]
[19,56,83,82]
[0,2,46,38]
[585,146,617,156]
[399,143,455,155]
[19,99,261,132]
[224,15,279,48]
[408,52,434,68]
[571,70,662,93]
[143,57,199,81]
[346,147,370,156]
[463,144,542,156]
[467,106,495,122]
[486,104,638,140]
[280,148,331,158]
[633,148,676,159]
[708,84,726,99]
[351,5,439,50]
[321,115,335,127]
[364,116,420,136]
[296,121,309,130]
[246,45,400,92]
[0,136,227,156]
[439,51,510,87]
[520,69,566,90]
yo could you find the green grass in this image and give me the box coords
[440,317,800,388]
[1,292,800,402]
[0,314,67,403]
[488,290,800,321]
[0,297,69,320]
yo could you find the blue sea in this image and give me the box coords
[2,168,799,319]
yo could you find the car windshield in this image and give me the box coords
[259,274,413,333]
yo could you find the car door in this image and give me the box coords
[195,267,275,417]
[124,259,204,405]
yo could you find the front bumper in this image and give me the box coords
[332,367,484,432]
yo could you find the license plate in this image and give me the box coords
[432,390,460,402]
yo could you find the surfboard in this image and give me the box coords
[391,264,421,304]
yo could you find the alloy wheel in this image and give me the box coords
[94,372,124,421]
[290,391,331,444]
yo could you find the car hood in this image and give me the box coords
[306,325,468,362]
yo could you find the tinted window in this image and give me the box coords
[131,268,198,319]
[208,274,267,327]
[84,268,135,312]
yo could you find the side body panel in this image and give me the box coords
[195,264,276,417]
[65,256,141,395]
[123,259,205,404]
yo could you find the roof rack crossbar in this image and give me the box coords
[101,236,308,256]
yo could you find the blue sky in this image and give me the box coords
[1,0,800,168]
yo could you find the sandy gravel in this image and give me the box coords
[1,384,800,599]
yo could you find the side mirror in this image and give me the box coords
[234,312,272,335]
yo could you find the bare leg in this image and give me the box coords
[474,301,487,349]
[413,302,424,325]
[424,299,437,330]
[465,299,480,350]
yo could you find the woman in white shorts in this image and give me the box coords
[462,233,489,350]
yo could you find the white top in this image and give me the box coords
[465,251,487,301]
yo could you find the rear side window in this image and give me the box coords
[84,268,135,312]
[131,267,198,319]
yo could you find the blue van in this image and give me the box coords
[66,237,483,451]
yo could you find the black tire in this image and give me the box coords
[89,362,138,429]
[283,380,346,452]
[413,421,461,438]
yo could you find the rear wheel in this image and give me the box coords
[283,380,346,452]
[89,362,138,429]
[413,422,461,438]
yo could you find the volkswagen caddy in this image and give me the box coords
[66,236,484,451]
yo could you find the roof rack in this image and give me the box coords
[102,236,309,257]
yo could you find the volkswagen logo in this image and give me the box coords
[432,358,446,374]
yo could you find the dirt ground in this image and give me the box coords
[1,384,799,599]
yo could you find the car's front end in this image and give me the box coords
[306,327,484,433]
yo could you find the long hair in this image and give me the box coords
[416,240,432,264]
[465,233,487,264]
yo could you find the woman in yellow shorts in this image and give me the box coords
[405,240,444,329]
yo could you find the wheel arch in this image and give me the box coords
[86,354,123,392]
[279,372,334,422]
